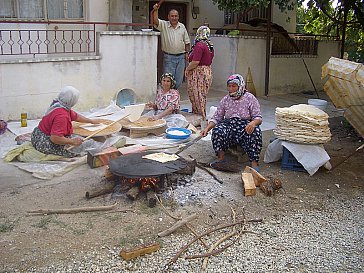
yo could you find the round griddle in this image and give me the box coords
[109,151,187,178]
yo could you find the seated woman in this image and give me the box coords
[31,86,100,157]
[200,74,263,171]
[145,73,188,128]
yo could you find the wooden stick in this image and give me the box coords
[155,194,210,249]
[27,202,117,215]
[67,113,131,150]
[158,214,198,237]
[196,163,224,184]
[201,230,243,273]
[169,220,261,264]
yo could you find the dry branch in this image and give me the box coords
[169,219,261,265]
[27,203,117,215]
[158,214,198,237]
[156,195,209,249]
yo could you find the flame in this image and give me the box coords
[122,176,160,191]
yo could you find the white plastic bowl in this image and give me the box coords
[308,99,328,111]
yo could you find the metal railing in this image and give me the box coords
[0,20,151,57]
[209,26,339,56]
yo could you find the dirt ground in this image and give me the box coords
[0,116,363,272]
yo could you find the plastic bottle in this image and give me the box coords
[21,112,27,127]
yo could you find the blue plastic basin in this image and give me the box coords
[166,127,191,139]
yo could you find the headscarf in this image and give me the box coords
[227,74,246,99]
[160,72,176,89]
[191,26,213,52]
[45,86,80,115]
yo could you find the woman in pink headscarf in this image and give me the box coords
[200,74,263,171]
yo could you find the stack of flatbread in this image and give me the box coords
[274,104,331,144]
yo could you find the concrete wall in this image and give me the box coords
[269,41,340,95]
[272,4,296,33]
[0,32,159,120]
[209,35,340,96]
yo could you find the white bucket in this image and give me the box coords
[308,99,328,111]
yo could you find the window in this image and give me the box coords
[224,10,235,25]
[0,0,83,19]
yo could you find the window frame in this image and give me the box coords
[0,0,84,20]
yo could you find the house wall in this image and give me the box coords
[208,35,340,97]
[272,4,296,33]
[209,35,267,94]
[0,32,159,120]
[269,41,340,95]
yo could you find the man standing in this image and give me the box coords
[153,3,190,90]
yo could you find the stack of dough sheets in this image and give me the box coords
[274,104,331,144]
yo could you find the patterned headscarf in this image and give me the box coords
[45,86,80,115]
[192,26,213,52]
[227,74,246,99]
[160,72,176,89]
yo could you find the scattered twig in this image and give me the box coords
[27,203,117,215]
[158,214,198,237]
[169,220,245,264]
[156,194,210,249]
[196,163,223,184]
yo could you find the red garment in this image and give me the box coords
[38,108,78,136]
[189,41,214,66]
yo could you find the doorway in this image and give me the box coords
[149,1,188,80]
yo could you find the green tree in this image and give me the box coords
[298,0,363,62]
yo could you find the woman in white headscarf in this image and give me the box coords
[31,86,99,157]
[200,74,263,172]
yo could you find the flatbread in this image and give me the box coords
[142,152,179,163]
[124,104,145,122]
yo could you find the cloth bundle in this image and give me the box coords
[274,104,331,144]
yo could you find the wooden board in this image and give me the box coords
[120,243,160,261]
[73,119,122,137]
[119,116,166,130]
[241,172,256,196]
[129,125,167,138]
[244,166,267,186]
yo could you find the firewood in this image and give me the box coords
[85,180,116,199]
[244,166,267,186]
[241,173,256,196]
[27,203,117,215]
[158,213,198,237]
[126,186,140,200]
[146,191,157,208]
[120,243,160,261]
[104,167,116,181]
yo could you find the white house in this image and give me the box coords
[0,0,340,120]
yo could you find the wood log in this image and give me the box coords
[241,173,256,196]
[104,167,117,181]
[126,186,140,200]
[85,180,116,199]
[244,166,267,186]
[120,243,160,261]
[27,203,117,215]
[158,213,197,237]
[146,191,157,208]
[175,157,196,175]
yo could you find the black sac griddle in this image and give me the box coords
[108,151,188,178]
